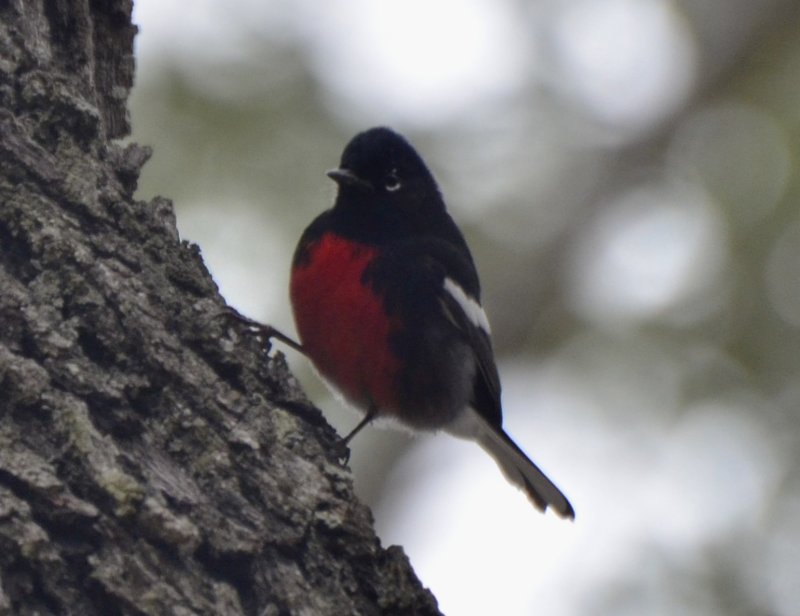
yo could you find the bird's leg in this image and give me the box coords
[336,404,378,463]
[221,307,306,355]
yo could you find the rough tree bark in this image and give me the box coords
[0,2,440,614]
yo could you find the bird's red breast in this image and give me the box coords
[290,231,401,413]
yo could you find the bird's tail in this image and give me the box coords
[479,425,574,519]
[449,408,574,519]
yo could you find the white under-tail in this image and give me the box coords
[446,407,574,519]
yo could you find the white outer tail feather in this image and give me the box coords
[446,407,574,519]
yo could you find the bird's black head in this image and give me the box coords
[328,127,447,233]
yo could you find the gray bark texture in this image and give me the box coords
[0,1,441,615]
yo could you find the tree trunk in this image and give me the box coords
[0,2,440,614]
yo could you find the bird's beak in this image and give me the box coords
[327,168,373,191]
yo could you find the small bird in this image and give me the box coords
[289,127,574,519]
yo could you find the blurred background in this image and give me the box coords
[130,1,800,614]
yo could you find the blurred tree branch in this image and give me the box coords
[0,1,438,614]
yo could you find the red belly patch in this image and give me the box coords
[290,233,400,412]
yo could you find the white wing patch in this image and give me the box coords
[443,277,492,335]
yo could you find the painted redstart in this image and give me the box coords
[288,127,574,519]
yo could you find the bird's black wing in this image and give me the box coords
[436,278,503,428]
[367,236,575,518]
[367,235,503,428]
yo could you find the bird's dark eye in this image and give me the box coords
[384,171,402,192]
